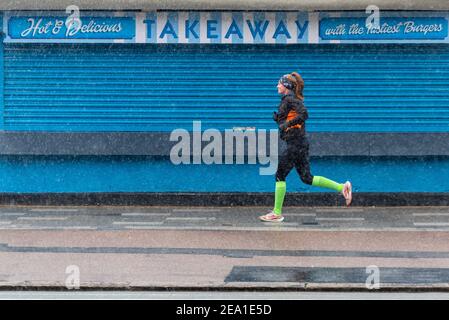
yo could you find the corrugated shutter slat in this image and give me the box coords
[3,43,449,132]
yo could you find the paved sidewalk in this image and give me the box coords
[1,205,449,231]
[0,205,449,291]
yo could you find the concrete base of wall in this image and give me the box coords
[0,192,448,207]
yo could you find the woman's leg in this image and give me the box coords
[273,151,294,215]
[272,181,286,215]
[260,147,294,221]
[295,143,344,192]
[295,144,352,205]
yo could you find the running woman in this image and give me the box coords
[259,72,352,222]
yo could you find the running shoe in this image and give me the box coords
[259,210,285,222]
[342,181,353,206]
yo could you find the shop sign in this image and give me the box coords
[2,11,449,44]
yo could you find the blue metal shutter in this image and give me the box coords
[3,43,449,132]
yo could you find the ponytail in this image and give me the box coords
[290,72,304,101]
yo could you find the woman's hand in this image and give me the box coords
[279,122,288,131]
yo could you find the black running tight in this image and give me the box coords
[275,140,314,185]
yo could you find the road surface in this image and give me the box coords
[1,205,449,293]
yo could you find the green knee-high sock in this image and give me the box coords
[273,181,286,215]
[312,176,344,192]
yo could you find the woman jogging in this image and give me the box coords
[259,72,352,222]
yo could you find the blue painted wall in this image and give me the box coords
[0,12,4,129]
[0,13,448,194]
[0,155,448,193]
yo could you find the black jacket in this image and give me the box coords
[274,93,308,142]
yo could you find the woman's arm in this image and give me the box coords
[283,98,308,128]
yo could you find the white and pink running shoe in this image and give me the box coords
[259,210,285,222]
[342,181,353,206]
